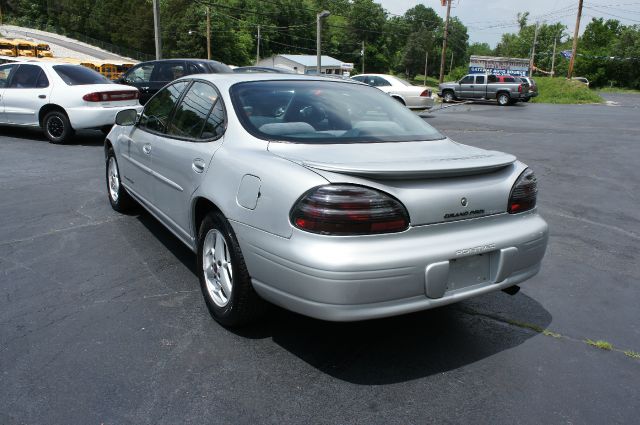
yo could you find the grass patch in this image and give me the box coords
[624,350,640,359]
[543,330,562,338]
[409,75,441,88]
[585,339,613,350]
[532,77,604,104]
[597,87,640,94]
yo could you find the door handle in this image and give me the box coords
[141,86,150,91]
[142,144,151,155]
[192,158,206,174]
[38,94,46,99]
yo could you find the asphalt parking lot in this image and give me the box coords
[1,94,639,424]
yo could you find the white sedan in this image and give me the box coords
[0,61,140,143]
[352,73,434,110]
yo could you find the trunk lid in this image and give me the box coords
[269,139,519,226]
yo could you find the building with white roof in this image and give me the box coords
[256,54,353,75]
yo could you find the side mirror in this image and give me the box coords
[115,109,138,126]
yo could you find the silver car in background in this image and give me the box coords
[352,73,434,109]
[105,74,548,327]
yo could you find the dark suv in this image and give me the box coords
[117,59,232,104]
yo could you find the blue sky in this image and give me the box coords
[376,0,640,46]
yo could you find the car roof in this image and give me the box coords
[174,73,363,91]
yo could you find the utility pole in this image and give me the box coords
[424,51,428,86]
[362,40,365,74]
[316,10,331,75]
[256,25,261,64]
[567,0,584,79]
[152,0,162,60]
[529,22,539,76]
[206,6,211,60]
[551,36,558,77]
[449,51,454,75]
[438,0,452,83]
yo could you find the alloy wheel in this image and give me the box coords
[202,229,233,307]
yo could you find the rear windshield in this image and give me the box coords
[53,65,112,85]
[230,80,445,144]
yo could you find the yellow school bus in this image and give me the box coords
[36,43,54,58]
[14,39,37,57]
[0,38,17,57]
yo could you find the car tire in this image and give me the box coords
[443,91,455,103]
[497,92,511,106]
[197,211,266,327]
[43,110,74,144]
[106,148,134,212]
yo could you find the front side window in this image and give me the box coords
[139,81,188,133]
[9,64,42,88]
[0,64,17,88]
[168,81,223,140]
[128,63,154,83]
[460,76,474,84]
[53,65,111,85]
[231,80,445,144]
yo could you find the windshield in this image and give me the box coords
[230,80,444,144]
[53,65,112,85]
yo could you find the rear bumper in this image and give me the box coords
[66,104,140,129]
[232,211,549,321]
[405,96,435,110]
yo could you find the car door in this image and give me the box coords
[474,75,486,97]
[148,61,186,102]
[0,64,18,123]
[119,81,189,205]
[121,62,155,104]
[150,80,225,239]
[2,64,52,125]
[458,75,475,98]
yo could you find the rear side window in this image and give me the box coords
[36,70,49,88]
[201,101,225,139]
[0,64,17,88]
[53,65,111,85]
[476,76,485,84]
[153,62,186,82]
[168,81,222,140]
[9,64,42,88]
[139,81,189,133]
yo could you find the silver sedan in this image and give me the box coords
[105,74,548,327]
[352,73,435,109]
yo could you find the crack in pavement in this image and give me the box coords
[458,306,640,362]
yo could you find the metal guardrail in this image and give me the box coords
[4,18,154,62]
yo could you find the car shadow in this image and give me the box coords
[132,208,552,385]
[0,125,105,146]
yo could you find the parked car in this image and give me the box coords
[351,73,434,109]
[233,66,296,74]
[105,74,548,327]
[439,74,528,106]
[571,77,590,87]
[116,59,233,104]
[0,61,140,143]
[518,76,538,102]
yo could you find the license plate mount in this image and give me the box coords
[448,253,492,291]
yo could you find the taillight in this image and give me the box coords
[508,168,537,214]
[83,90,139,102]
[290,185,410,235]
[518,84,523,93]
[420,89,432,97]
